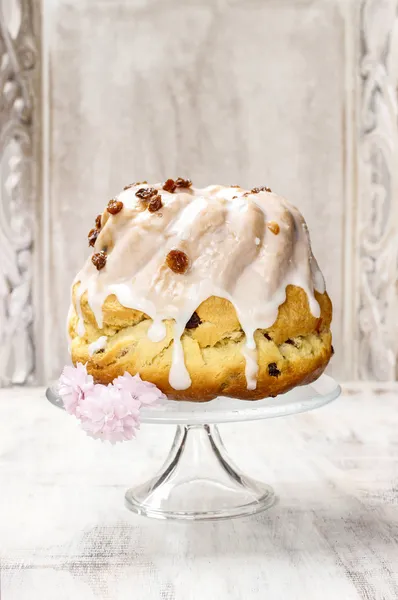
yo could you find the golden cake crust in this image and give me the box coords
[69,284,333,401]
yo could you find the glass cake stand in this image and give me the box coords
[46,374,340,521]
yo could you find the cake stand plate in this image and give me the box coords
[46,374,341,521]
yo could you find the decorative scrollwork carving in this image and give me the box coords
[358,0,398,380]
[0,0,36,385]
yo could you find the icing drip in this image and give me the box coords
[77,319,85,337]
[241,344,259,391]
[70,184,326,391]
[88,336,107,356]
[148,318,167,342]
[74,283,86,337]
[169,324,191,390]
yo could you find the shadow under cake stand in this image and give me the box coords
[46,374,340,521]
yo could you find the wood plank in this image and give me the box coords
[0,385,397,598]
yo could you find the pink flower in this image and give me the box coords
[57,364,166,443]
[58,363,94,415]
[79,385,141,443]
[114,372,166,406]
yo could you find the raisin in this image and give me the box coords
[135,187,158,200]
[163,178,177,193]
[88,228,99,247]
[95,214,102,229]
[267,222,280,235]
[92,251,107,270]
[175,178,192,188]
[148,195,163,213]
[264,332,272,341]
[268,362,280,377]
[166,249,189,274]
[285,339,295,346]
[107,199,123,215]
[186,312,202,329]
[331,345,335,355]
[251,186,272,194]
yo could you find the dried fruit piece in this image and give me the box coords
[92,251,107,270]
[135,187,158,200]
[264,332,272,341]
[268,362,280,377]
[88,228,99,247]
[331,345,335,355]
[186,312,202,329]
[251,186,272,194]
[166,249,189,274]
[175,178,192,188]
[95,214,102,229]
[285,339,296,346]
[107,199,123,215]
[148,195,163,213]
[163,178,177,193]
[267,221,280,235]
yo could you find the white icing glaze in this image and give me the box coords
[148,318,167,343]
[241,345,259,391]
[71,184,325,391]
[88,335,107,356]
[74,283,86,337]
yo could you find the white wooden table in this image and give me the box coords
[0,384,397,599]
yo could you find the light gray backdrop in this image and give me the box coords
[1,0,397,385]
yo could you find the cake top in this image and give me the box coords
[73,180,325,391]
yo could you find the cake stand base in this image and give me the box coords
[125,424,276,521]
[47,374,341,522]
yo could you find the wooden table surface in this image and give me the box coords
[0,383,397,599]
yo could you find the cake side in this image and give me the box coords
[69,285,332,401]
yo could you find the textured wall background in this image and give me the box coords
[1,0,397,385]
[43,0,347,381]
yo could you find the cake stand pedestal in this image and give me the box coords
[46,374,340,521]
[125,423,275,520]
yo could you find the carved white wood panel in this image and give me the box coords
[0,0,38,385]
[0,0,397,385]
[357,0,398,380]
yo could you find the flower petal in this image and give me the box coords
[57,365,166,443]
